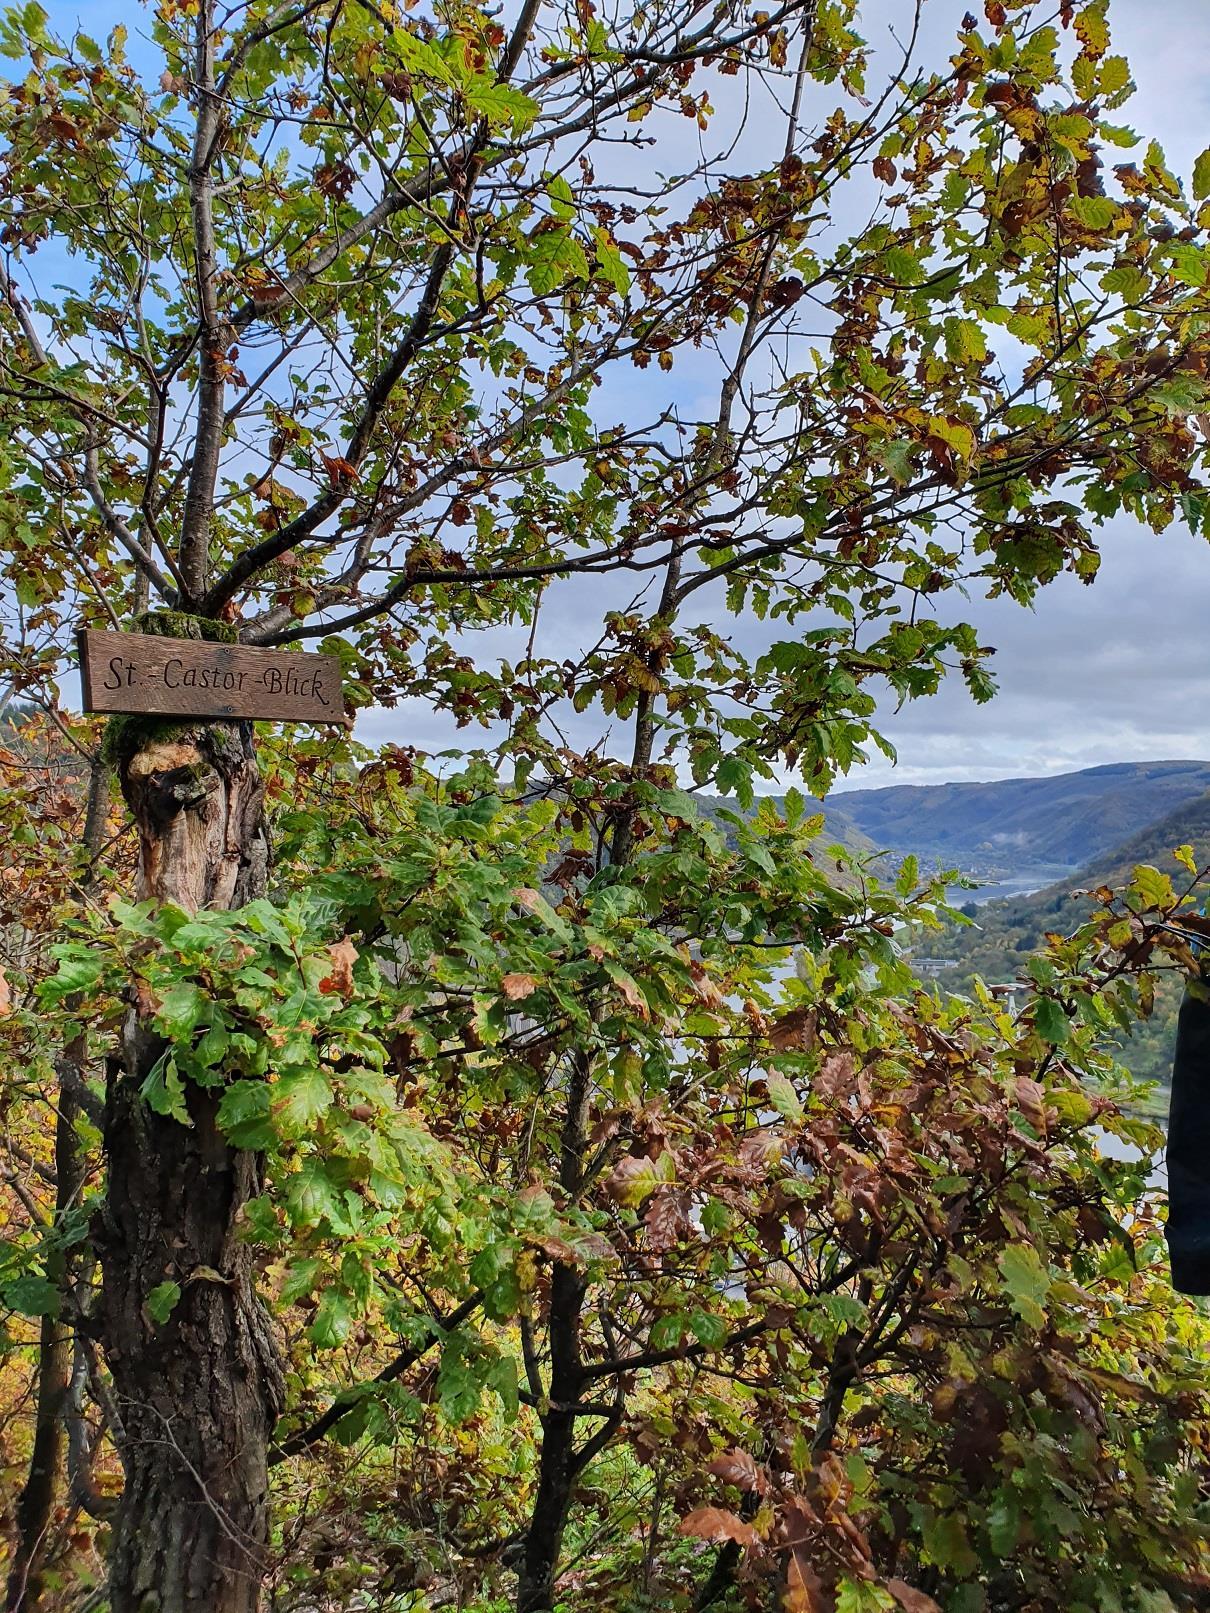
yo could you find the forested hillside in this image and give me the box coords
[912,791,1210,1084]
[708,760,1210,879]
[833,760,1210,872]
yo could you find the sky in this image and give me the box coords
[832,0,1210,790]
[353,0,1210,790]
[26,0,1210,789]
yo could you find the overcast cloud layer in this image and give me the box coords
[351,2,1210,789]
[842,0,1210,789]
[53,0,1210,787]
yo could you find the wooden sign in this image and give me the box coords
[78,629,344,724]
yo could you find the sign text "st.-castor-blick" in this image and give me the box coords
[77,629,344,724]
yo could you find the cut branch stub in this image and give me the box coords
[117,725,269,911]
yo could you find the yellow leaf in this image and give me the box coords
[1074,2,1109,60]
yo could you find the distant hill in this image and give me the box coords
[911,788,1210,1085]
[1067,788,1210,890]
[703,763,1210,1087]
[704,760,1210,878]
[829,760,1210,873]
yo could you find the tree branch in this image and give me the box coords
[177,0,226,603]
[268,1290,483,1465]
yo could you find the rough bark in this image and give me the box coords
[4,1091,78,1611]
[97,718,282,1613]
[515,1052,592,1613]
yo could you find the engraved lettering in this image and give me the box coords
[79,630,341,722]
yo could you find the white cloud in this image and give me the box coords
[368,2,1210,786]
[34,0,1210,787]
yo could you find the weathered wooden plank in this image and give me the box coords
[77,629,344,723]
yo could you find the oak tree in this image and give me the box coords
[3,0,1210,1606]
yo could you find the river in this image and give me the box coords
[966,864,1076,905]
[1095,1115,1168,1189]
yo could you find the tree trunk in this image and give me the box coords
[97,719,283,1613]
[7,762,109,1611]
[5,1092,77,1611]
[515,1274,585,1613]
[515,1052,592,1612]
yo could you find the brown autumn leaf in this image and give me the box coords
[688,960,725,1010]
[678,1506,757,1548]
[1042,1355,1104,1432]
[527,1232,579,1262]
[320,453,360,489]
[707,1447,769,1496]
[887,1580,943,1613]
[47,111,85,146]
[315,160,356,199]
[1082,1363,1155,1404]
[784,1546,826,1612]
[319,936,359,998]
[765,274,804,310]
[769,1006,817,1052]
[134,977,159,1020]
[738,1129,785,1172]
[500,973,539,1002]
[0,965,10,1015]
[251,277,288,305]
[644,1186,689,1251]
[609,969,647,1016]
[1014,1075,1048,1135]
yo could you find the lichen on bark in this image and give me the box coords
[99,613,241,773]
